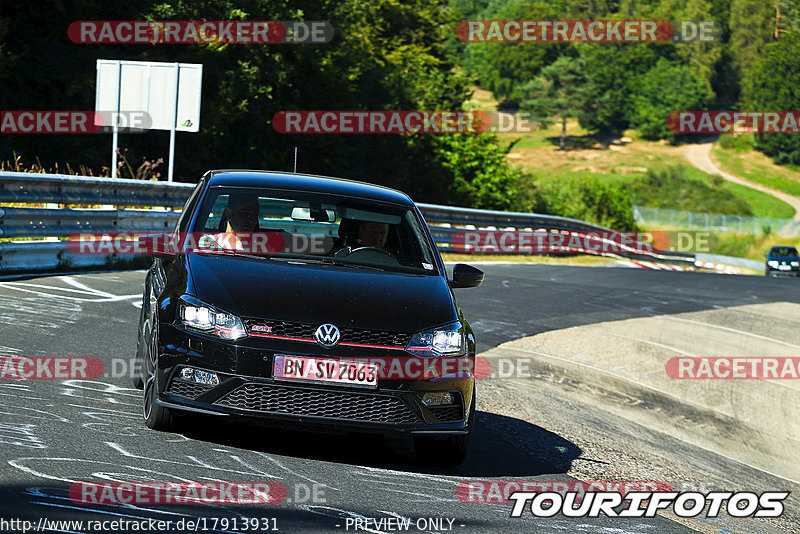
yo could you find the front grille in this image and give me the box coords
[245,319,411,348]
[166,378,214,400]
[247,320,315,339]
[339,327,410,347]
[215,383,420,424]
[428,404,464,422]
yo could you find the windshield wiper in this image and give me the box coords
[190,248,275,261]
[269,256,387,271]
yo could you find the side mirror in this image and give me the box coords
[449,263,484,289]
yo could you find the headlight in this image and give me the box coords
[406,322,465,357]
[179,296,246,340]
[792,261,799,267]
[768,260,779,268]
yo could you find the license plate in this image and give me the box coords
[272,355,378,389]
[779,264,791,270]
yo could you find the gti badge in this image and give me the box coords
[314,324,341,347]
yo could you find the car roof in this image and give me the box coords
[205,170,414,206]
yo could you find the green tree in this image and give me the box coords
[561,0,622,18]
[515,55,595,150]
[729,0,776,102]
[777,0,800,32]
[534,177,637,230]
[745,29,800,164]
[0,0,528,210]
[429,134,532,211]
[461,0,565,100]
[630,58,713,143]
[577,43,666,133]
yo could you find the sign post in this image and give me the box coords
[95,59,202,181]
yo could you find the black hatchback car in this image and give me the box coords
[134,170,484,464]
[765,246,800,277]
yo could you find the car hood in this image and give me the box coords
[767,256,799,262]
[185,253,457,332]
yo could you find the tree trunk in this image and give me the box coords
[560,117,566,150]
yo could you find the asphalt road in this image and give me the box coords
[0,264,798,533]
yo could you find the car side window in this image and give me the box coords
[204,194,231,232]
[176,180,205,234]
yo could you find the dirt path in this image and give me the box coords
[685,142,800,222]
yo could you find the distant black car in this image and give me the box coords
[765,246,800,277]
[134,170,484,465]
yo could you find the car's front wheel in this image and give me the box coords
[142,325,175,431]
[414,388,475,466]
[132,291,148,390]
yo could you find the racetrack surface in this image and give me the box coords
[0,264,798,533]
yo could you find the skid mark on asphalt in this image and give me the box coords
[0,422,47,449]
[12,456,277,530]
[0,291,82,332]
[0,275,140,303]
[0,275,141,334]
[250,450,337,490]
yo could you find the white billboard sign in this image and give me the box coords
[96,59,203,180]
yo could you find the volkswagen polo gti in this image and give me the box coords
[134,170,484,464]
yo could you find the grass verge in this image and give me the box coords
[711,142,800,199]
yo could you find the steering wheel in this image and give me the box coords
[344,246,399,263]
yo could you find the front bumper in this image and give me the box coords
[766,266,800,276]
[155,323,474,436]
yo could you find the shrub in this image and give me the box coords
[533,177,637,231]
[629,165,753,215]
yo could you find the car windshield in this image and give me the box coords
[190,186,440,275]
[771,247,798,257]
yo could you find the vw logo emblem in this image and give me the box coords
[314,324,340,347]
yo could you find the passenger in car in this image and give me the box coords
[331,219,391,257]
[223,193,260,234]
[357,221,390,248]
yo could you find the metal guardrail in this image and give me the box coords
[0,171,695,274]
[0,171,194,207]
[0,207,179,238]
[416,203,612,233]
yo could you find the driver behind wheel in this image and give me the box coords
[333,219,391,257]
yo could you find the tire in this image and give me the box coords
[142,325,175,431]
[131,338,144,389]
[132,294,148,390]
[414,387,475,467]
[132,373,144,390]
